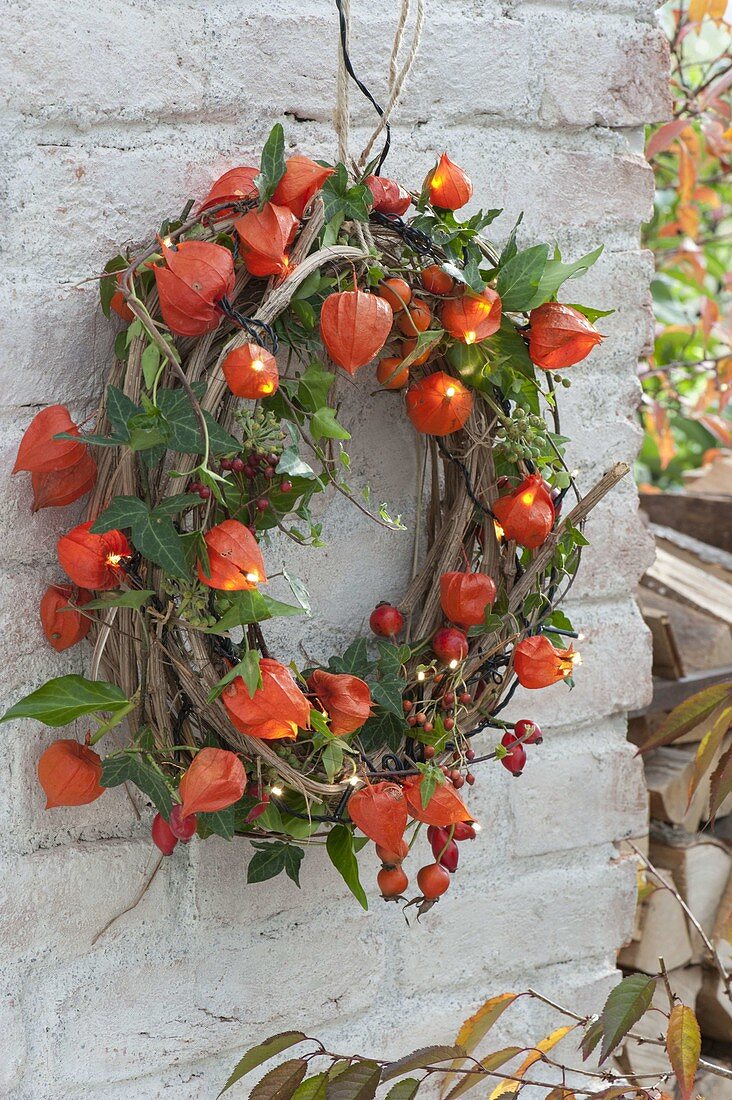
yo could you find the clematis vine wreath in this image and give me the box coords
[5,126,627,912]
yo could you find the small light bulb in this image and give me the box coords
[244,572,259,584]
[106,553,123,567]
[445,385,457,398]
[449,658,459,670]
[493,521,505,540]
[161,236,173,248]
[417,670,426,682]
[251,359,265,372]
[571,652,583,668]
[520,491,534,505]
[270,785,284,797]
[348,775,361,787]
[261,382,274,395]
[577,632,586,642]
[464,332,476,346]
[472,822,482,832]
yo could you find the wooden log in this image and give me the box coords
[697,973,732,1044]
[619,885,694,973]
[650,827,732,963]
[640,492,732,554]
[643,742,732,831]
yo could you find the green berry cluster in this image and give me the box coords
[496,407,552,464]
[163,576,216,628]
[235,406,287,458]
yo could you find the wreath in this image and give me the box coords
[4,125,627,914]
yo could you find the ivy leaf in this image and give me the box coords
[153,492,203,516]
[496,244,549,311]
[91,496,149,533]
[255,123,286,207]
[598,973,657,1063]
[329,638,372,678]
[322,740,345,782]
[666,1004,701,1100]
[141,343,161,390]
[297,361,335,412]
[326,824,368,910]
[498,213,523,267]
[566,303,614,323]
[321,165,371,224]
[207,650,262,704]
[277,446,318,480]
[218,1033,308,1097]
[1,675,130,727]
[357,711,406,755]
[311,406,351,442]
[133,510,190,578]
[527,244,604,309]
[106,385,138,440]
[370,677,406,717]
[198,805,237,840]
[100,752,173,816]
[248,841,304,886]
[157,386,239,457]
[283,569,312,614]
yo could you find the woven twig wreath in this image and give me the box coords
[7,131,626,909]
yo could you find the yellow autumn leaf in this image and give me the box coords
[487,1025,574,1100]
[667,1003,701,1100]
[440,994,518,1098]
[688,0,726,22]
[443,1048,523,1100]
[676,202,700,240]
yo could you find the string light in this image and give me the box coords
[244,572,259,584]
[270,785,284,797]
[348,775,362,787]
[472,822,482,832]
[449,659,459,670]
[417,670,426,682]
[464,332,476,346]
[445,385,457,398]
[161,236,173,248]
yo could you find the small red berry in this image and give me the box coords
[452,773,465,790]
[432,627,468,666]
[515,718,543,745]
[423,721,434,734]
[378,866,409,898]
[152,813,178,856]
[423,745,436,759]
[466,747,475,761]
[452,822,476,841]
[220,458,233,471]
[459,691,472,705]
[256,498,269,511]
[280,480,293,493]
[403,699,413,713]
[466,772,476,786]
[369,602,405,638]
[415,712,427,726]
[407,715,417,727]
[198,486,212,500]
[231,457,246,473]
[443,692,455,706]
[263,467,275,479]
[500,732,526,776]
[444,717,455,731]
[168,804,198,841]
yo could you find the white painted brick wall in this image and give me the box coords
[0,1,666,1095]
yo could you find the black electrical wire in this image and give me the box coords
[333,0,391,174]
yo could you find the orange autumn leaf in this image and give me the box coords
[666,1004,701,1100]
[688,0,726,22]
[676,202,699,239]
[487,1025,574,1100]
[676,142,697,203]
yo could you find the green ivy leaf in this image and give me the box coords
[326,825,368,910]
[106,385,138,440]
[91,496,149,533]
[357,711,406,755]
[321,165,371,224]
[255,123,286,207]
[141,343,161,390]
[566,303,614,323]
[100,255,128,317]
[247,841,304,886]
[297,361,335,412]
[100,752,173,816]
[83,590,155,610]
[311,407,351,442]
[1,675,130,727]
[198,805,237,840]
[133,510,190,578]
[207,650,262,703]
[328,638,372,678]
[528,244,604,309]
[496,244,549,311]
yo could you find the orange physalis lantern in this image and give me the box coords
[57,522,131,590]
[31,448,97,512]
[513,635,577,689]
[348,781,408,851]
[307,669,372,735]
[492,474,555,549]
[439,571,497,628]
[223,657,311,740]
[234,202,298,278]
[153,240,235,337]
[441,289,502,344]
[199,166,259,214]
[377,356,410,391]
[528,303,603,371]
[319,289,393,374]
[197,520,267,591]
[110,272,134,322]
[406,372,473,436]
[38,739,104,809]
[40,584,93,651]
[402,775,472,826]
[178,747,247,818]
[365,175,411,216]
[222,343,279,399]
[427,154,473,210]
[13,405,85,476]
[272,156,334,218]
